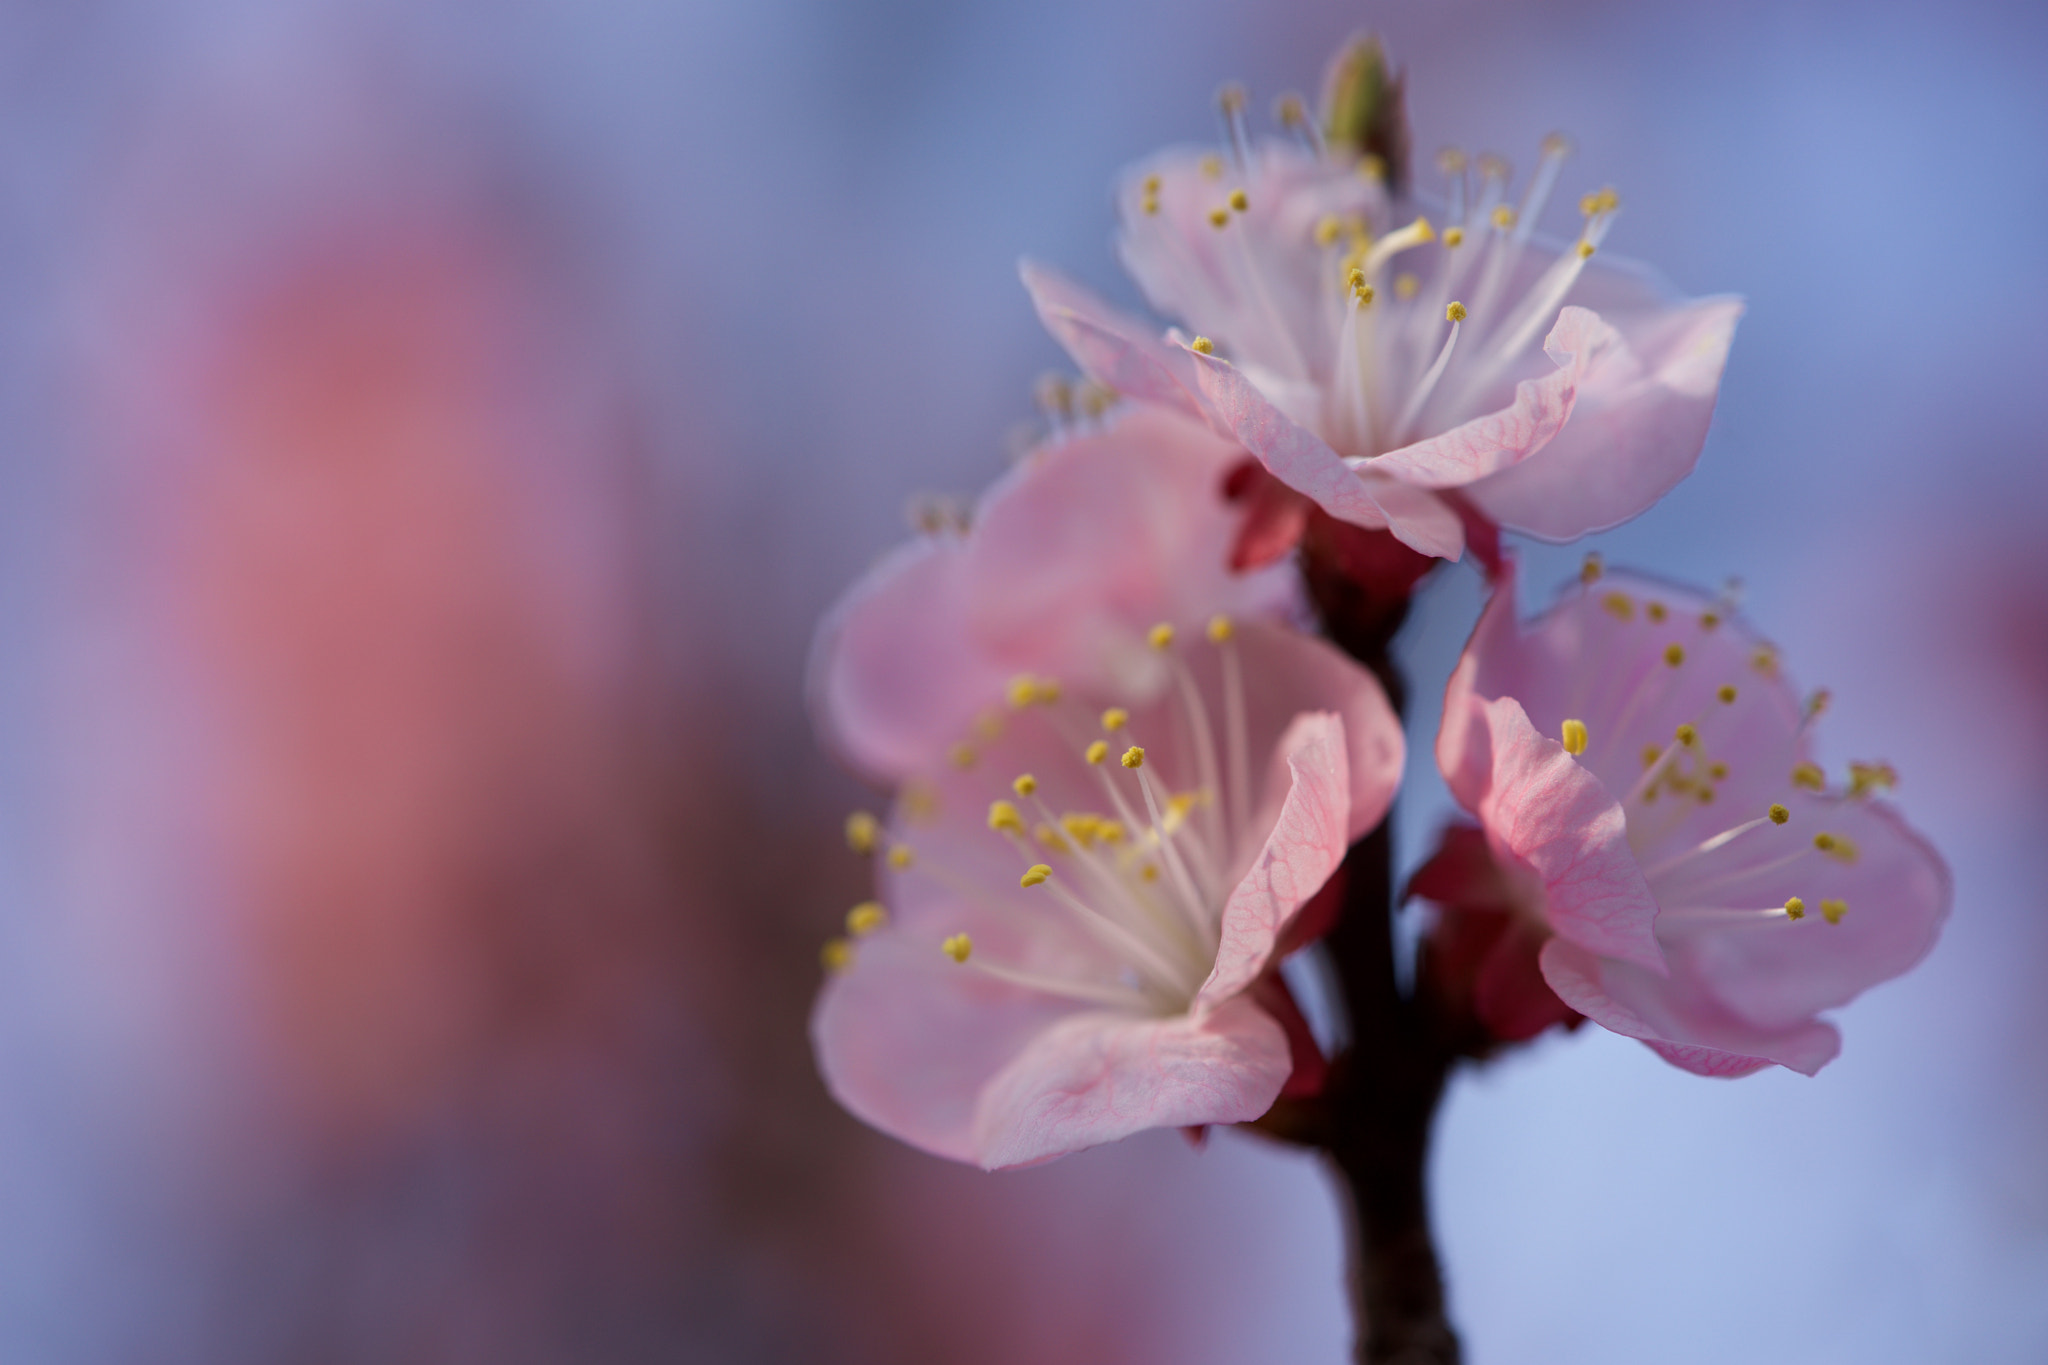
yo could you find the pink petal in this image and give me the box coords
[1019,260,1208,422]
[1465,297,1744,540]
[1540,938,1841,1077]
[1437,688,1665,974]
[970,993,1291,1169]
[1365,306,1613,489]
[1221,458,1313,571]
[808,534,1008,782]
[1188,347,1464,559]
[1661,797,1951,1029]
[1228,620,1404,843]
[812,930,1093,1165]
[1197,711,1351,1006]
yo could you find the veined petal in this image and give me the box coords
[969,994,1291,1169]
[1197,711,1350,1005]
[1540,938,1841,1077]
[1020,260,1208,423]
[1465,296,1743,540]
[1365,304,1612,489]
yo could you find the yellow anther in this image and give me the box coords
[1148,623,1176,650]
[1805,689,1832,718]
[1752,648,1779,676]
[1315,214,1342,246]
[1034,678,1062,704]
[1849,761,1898,797]
[1603,591,1635,621]
[1577,240,1596,259]
[1346,265,1366,289]
[1477,153,1509,179]
[1820,898,1848,925]
[1228,188,1249,212]
[1815,832,1859,863]
[1276,94,1306,127]
[846,902,888,937]
[888,845,915,870]
[1642,743,1664,769]
[1033,823,1070,854]
[1077,379,1115,418]
[1443,226,1466,248]
[1491,204,1517,230]
[1060,813,1100,844]
[1812,832,1836,852]
[845,811,880,854]
[1411,216,1436,242]
[1142,174,1162,195]
[1217,83,1247,114]
[1395,272,1419,300]
[1664,643,1686,667]
[942,932,973,963]
[1769,803,1790,825]
[1791,761,1827,791]
[1784,897,1806,921]
[1579,191,1602,217]
[1085,740,1109,765]
[1200,154,1223,179]
[1140,863,1160,882]
[1098,820,1127,845]
[1360,153,1387,182]
[1207,615,1235,643]
[1708,762,1729,780]
[1167,791,1199,818]
[974,712,1004,742]
[1007,675,1039,708]
[1647,601,1668,622]
[1101,708,1129,733]
[1675,723,1699,747]
[1581,552,1603,584]
[821,938,855,973]
[1437,147,1468,174]
[1012,774,1038,798]
[1191,336,1215,355]
[1208,207,1230,229]
[901,780,939,823]
[1446,301,1469,323]
[1599,187,1620,213]
[1542,132,1572,156]
[1142,195,1160,216]
[1353,284,1376,306]
[1561,719,1588,755]
[949,742,978,769]
[1121,746,1146,769]
[988,799,1025,834]
[1019,864,1052,888]
[1697,786,1717,805]
[1700,611,1722,630]
[1717,684,1739,704]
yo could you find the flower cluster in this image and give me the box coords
[810,42,1947,1171]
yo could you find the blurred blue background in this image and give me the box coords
[1,1,2044,1361]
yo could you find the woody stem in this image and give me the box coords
[1301,520,1463,1365]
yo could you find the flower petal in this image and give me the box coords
[1019,260,1208,422]
[1197,711,1350,1006]
[1188,347,1464,559]
[1437,686,1665,974]
[1364,305,1613,489]
[1465,297,1743,540]
[1540,938,1841,1077]
[969,994,1291,1169]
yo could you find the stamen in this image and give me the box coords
[949,743,977,769]
[964,955,1157,1011]
[1206,615,1234,643]
[1581,553,1603,585]
[1849,761,1898,796]
[1019,864,1052,888]
[1640,805,1790,880]
[942,933,973,963]
[821,938,855,973]
[1217,622,1251,840]
[1217,83,1251,168]
[1390,304,1464,441]
[1102,708,1129,732]
[988,799,1025,834]
[1362,217,1436,278]
[846,902,888,936]
[1191,336,1216,355]
[1148,623,1176,650]
[1012,774,1038,797]
[1561,718,1588,755]
[1820,898,1848,925]
[888,845,915,871]
[1228,188,1250,212]
[1783,896,1806,921]
[1791,761,1826,790]
[1085,740,1109,765]
[845,811,880,854]
[1512,133,1572,245]
[1664,644,1686,667]
[1122,746,1146,769]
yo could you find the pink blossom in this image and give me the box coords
[1433,564,1949,1075]
[810,404,1297,784]
[1025,131,1741,560]
[813,609,1402,1169]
